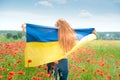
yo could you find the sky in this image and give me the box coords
[0,0,120,32]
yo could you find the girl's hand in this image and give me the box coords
[92,30,96,35]
[21,23,26,32]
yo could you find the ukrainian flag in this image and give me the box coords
[25,23,96,67]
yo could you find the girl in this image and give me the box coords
[47,19,76,80]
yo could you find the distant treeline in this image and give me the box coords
[0,31,120,40]
[97,32,120,40]
[0,30,25,40]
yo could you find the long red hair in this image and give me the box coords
[55,19,76,53]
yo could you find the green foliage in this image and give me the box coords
[0,36,7,42]
[6,33,13,39]
[12,35,18,40]
[0,36,15,43]
[17,32,23,39]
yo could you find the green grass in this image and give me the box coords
[0,40,120,80]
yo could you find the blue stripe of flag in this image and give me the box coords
[26,23,95,42]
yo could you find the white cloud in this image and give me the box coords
[36,1,53,7]
[35,0,70,7]
[48,0,67,4]
[78,10,92,18]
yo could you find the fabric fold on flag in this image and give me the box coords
[25,23,96,67]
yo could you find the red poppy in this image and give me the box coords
[40,72,45,77]
[37,77,42,80]
[32,76,37,80]
[9,71,16,75]
[17,71,25,75]
[28,59,32,63]
[44,65,48,70]
[51,65,56,69]
[0,75,3,79]
[37,65,41,68]
[46,73,50,78]
[106,75,112,79]
[16,60,22,63]
[117,72,120,77]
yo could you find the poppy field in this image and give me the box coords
[0,40,120,80]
